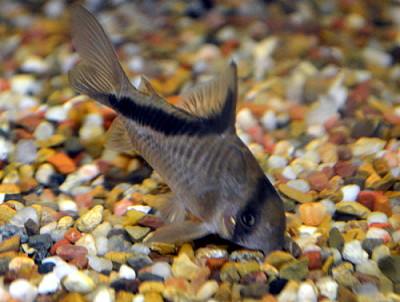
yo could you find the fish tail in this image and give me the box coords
[68,5,131,106]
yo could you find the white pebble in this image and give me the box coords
[267,155,288,169]
[35,163,56,186]
[95,236,109,256]
[40,221,58,234]
[128,205,152,214]
[38,272,61,294]
[366,227,391,243]
[236,108,258,131]
[393,230,400,244]
[342,240,368,265]
[316,277,338,300]
[58,199,78,212]
[0,137,12,160]
[83,113,104,127]
[261,110,277,131]
[63,270,96,294]
[151,262,172,279]
[79,125,104,142]
[278,280,298,302]
[286,179,310,193]
[9,279,38,302]
[282,166,297,180]
[87,256,113,273]
[119,264,136,280]
[356,260,381,279]
[54,262,78,280]
[196,280,219,300]
[10,74,42,95]
[131,243,151,255]
[45,105,68,122]
[341,184,360,201]
[352,138,386,157]
[320,199,336,216]
[21,55,50,74]
[93,287,115,302]
[34,121,55,140]
[297,281,317,302]
[10,206,39,227]
[14,139,37,164]
[0,287,10,302]
[367,211,389,225]
[44,0,65,18]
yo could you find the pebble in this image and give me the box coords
[63,270,96,294]
[342,240,368,265]
[335,202,371,219]
[38,272,61,294]
[171,253,203,281]
[340,184,361,202]
[151,261,172,279]
[14,139,37,164]
[76,234,97,255]
[298,202,329,226]
[236,108,258,131]
[87,255,113,273]
[93,287,115,302]
[279,258,309,281]
[119,264,136,280]
[9,279,38,302]
[297,281,318,302]
[316,277,338,301]
[279,184,313,204]
[75,205,104,233]
[196,280,219,300]
[351,138,386,157]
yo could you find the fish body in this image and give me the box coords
[69,5,286,254]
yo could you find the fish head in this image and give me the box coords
[219,176,286,255]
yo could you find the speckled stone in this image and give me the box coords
[75,205,103,233]
[279,258,309,281]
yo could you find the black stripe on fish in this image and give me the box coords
[231,177,280,239]
[108,92,235,136]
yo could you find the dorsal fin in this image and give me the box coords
[178,62,238,134]
[68,4,131,105]
[104,116,135,153]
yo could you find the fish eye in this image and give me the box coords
[241,211,255,227]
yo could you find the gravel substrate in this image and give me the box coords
[0,0,400,301]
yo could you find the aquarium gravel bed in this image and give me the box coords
[0,0,399,301]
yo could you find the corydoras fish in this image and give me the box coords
[68,5,286,254]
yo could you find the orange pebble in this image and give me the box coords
[298,202,328,226]
[47,152,77,174]
[374,194,392,216]
[114,199,134,216]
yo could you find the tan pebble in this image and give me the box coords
[123,209,146,226]
[299,202,329,226]
[0,205,16,223]
[59,292,89,302]
[144,292,163,302]
[104,252,131,263]
[264,251,295,270]
[335,202,371,219]
[178,243,195,259]
[58,216,75,229]
[196,280,219,300]
[172,253,202,281]
[278,184,313,204]
[75,205,103,233]
[139,281,165,294]
[9,256,35,272]
[260,262,279,277]
[0,235,20,253]
[0,183,20,194]
[343,228,366,242]
[147,242,177,255]
[358,163,376,177]
[365,173,382,189]
[115,291,134,302]
[164,277,195,295]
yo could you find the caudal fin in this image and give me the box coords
[68,5,131,105]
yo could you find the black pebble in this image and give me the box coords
[28,234,53,251]
[38,262,55,274]
[64,137,84,157]
[24,218,40,236]
[269,278,288,295]
[126,253,153,272]
[110,279,140,293]
[137,272,164,282]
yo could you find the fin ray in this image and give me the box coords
[179,63,238,133]
[104,116,135,153]
[144,221,211,244]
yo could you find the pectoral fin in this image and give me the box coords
[146,192,187,223]
[105,116,135,153]
[144,221,212,244]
